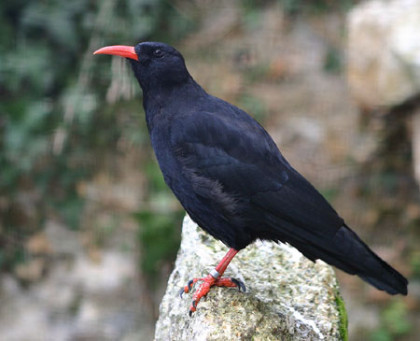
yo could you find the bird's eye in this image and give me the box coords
[153,49,163,58]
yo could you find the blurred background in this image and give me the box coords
[1,0,419,340]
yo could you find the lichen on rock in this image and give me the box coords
[155,215,345,340]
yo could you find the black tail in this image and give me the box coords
[336,226,407,295]
[271,222,408,295]
[312,225,408,295]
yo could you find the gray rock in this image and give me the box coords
[155,215,347,341]
[347,0,420,187]
[347,0,420,108]
[0,221,154,341]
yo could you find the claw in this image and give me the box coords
[180,273,245,314]
[189,300,197,317]
[180,248,240,314]
[231,278,246,292]
[179,287,185,298]
[179,279,195,298]
[187,279,194,290]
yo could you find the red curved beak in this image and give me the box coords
[93,45,138,61]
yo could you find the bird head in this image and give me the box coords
[94,42,190,92]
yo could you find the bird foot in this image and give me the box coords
[179,274,245,316]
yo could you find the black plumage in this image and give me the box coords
[94,42,408,305]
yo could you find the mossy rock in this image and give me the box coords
[155,215,346,340]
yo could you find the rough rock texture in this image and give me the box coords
[155,215,346,341]
[0,220,154,341]
[347,0,420,108]
[347,0,420,186]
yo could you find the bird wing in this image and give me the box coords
[169,105,408,296]
[170,103,344,239]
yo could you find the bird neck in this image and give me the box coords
[142,76,206,129]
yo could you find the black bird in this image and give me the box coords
[94,42,408,314]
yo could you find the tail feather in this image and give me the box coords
[268,220,408,295]
[324,225,407,295]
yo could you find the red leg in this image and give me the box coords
[179,248,246,315]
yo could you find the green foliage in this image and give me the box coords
[237,93,268,122]
[410,251,420,279]
[276,0,356,15]
[144,159,170,193]
[370,328,392,341]
[323,45,342,74]
[335,290,348,341]
[134,161,183,283]
[370,300,412,341]
[240,0,355,19]
[320,187,339,203]
[242,63,271,84]
[135,209,183,282]
[0,0,190,273]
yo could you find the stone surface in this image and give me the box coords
[155,215,345,341]
[347,0,420,187]
[0,221,154,341]
[347,0,420,108]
